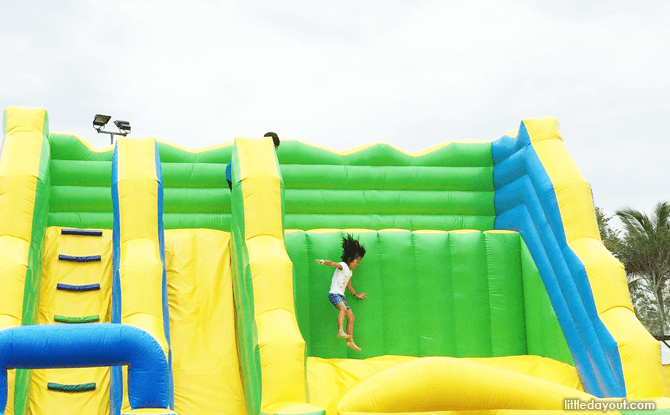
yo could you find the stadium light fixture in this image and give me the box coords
[114,120,131,134]
[92,114,111,131]
[92,114,132,144]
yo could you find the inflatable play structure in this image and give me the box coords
[0,106,667,415]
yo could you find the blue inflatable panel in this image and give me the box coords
[491,121,626,398]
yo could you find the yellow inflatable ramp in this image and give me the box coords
[165,228,246,415]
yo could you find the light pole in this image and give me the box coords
[92,114,131,144]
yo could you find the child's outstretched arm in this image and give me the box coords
[315,259,343,270]
[347,279,366,299]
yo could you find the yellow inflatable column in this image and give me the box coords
[525,118,666,399]
[0,107,50,415]
[0,107,48,329]
[115,137,168,353]
[113,137,173,414]
[233,137,322,415]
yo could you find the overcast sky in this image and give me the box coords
[1,0,668,228]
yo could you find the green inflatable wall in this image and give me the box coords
[47,134,232,231]
[278,141,495,231]
[286,230,573,364]
[48,139,495,233]
[48,133,114,229]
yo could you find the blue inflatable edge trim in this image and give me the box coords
[154,142,174,409]
[111,144,123,415]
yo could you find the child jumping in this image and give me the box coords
[315,234,366,351]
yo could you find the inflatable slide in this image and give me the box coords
[0,106,667,415]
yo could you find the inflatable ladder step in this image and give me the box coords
[47,382,96,393]
[56,283,101,292]
[61,228,103,237]
[58,254,101,263]
[54,315,100,324]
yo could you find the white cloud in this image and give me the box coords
[0,0,668,218]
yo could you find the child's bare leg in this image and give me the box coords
[344,309,361,350]
[336,303,349,338]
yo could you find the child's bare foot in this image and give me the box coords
[337,330,350,338]
[347,340,361,351]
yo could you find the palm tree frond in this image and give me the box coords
[652,201,670,231]
[616,207,649,235]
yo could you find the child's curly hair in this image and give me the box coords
[341,233,366,265]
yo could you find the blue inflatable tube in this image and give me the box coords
[0,324,170,414]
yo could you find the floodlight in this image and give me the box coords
[114,120,131,134]
[93,114,111,129]
[92,114,132,144]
